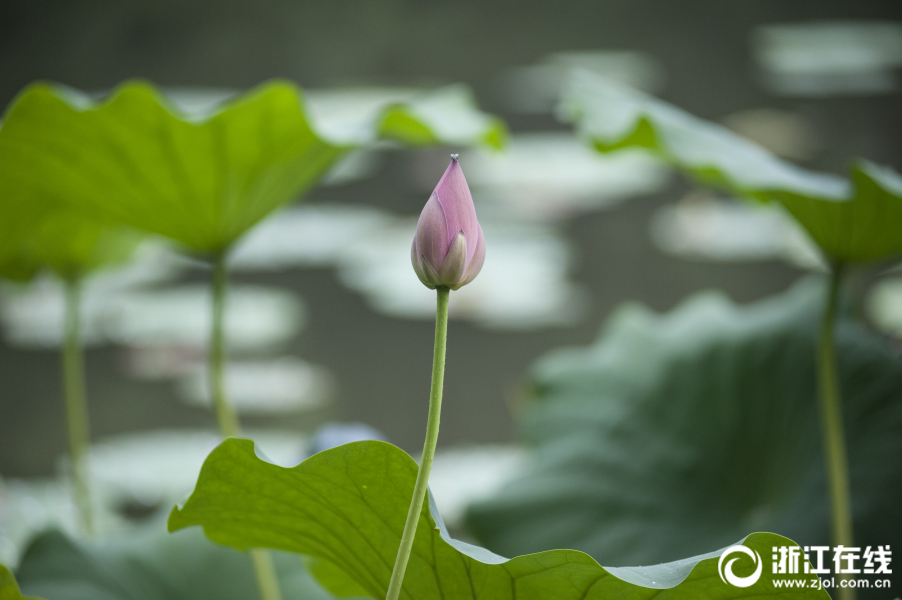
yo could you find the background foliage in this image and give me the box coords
[466,280,902,596]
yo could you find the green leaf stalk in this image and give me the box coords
[385,286,449,600]
[62,276,93,536]
[210,252,282,600]
[818,263,854,600]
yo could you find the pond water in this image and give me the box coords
[0,0,898,482]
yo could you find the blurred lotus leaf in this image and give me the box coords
[0,80,505,256]
[0,211,141,282]
[168,438,827,599]
[561,71,902,262]
[376,84,507,149]
[0,564,40,600]
[0,158,141,282]
[465,280,902,598]
[14,526,333,600]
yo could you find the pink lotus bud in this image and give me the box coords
[411,155,486,290]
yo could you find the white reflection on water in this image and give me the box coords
[162,87,239,116]
[177,357,333,414]
[0,240,322,414]
[465,133,669,220]
[305,85,500,147]
[339,219,588,329]
[104,285,303,350]
[428,445,525,528]
[503,50,665,114]
[753,21,902,96]
[304,87,423,143]
[231,204,394,270]
[0,430,523,566]
[867,277,902,339]
[0,429,310,566]
[232,203,588,329]
[0,280,303,351]
[649,192,824,270]
[0,241,187,347]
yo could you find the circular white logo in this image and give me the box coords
[718,545,763,588]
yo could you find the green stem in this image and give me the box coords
[817,262,854,600]
[386,286,450,600]
[250,549,283,600]
[211,254,240,438]
[62,276,93,536]
[209,253,282,600]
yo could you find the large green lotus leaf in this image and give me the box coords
[465,279,902,597]
[770,161,902,264]
[0,81,345,253]
[0,80,504,254]
[0,106,141,282]
[14,525,334,600]
[560,71,902,262]
[1,564,40,600]
[168,438,826,599]
[0,166,138,282]
[0,177,44,278]
[0,209,141,282]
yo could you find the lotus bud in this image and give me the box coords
[411,155,486,290]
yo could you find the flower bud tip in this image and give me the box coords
[450,154,459,161]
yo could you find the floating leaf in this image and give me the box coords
[14,526,333,600]
[0,564,40,600]
[376,85,508,149]
[169,438,826,599]
[0,80,505,255]
[561,71,902,262]
[465,280,902,597]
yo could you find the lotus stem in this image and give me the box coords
[250,548,283,600]
[62,276,93,536]
[386,285,450,600]
[209,253,282,600]
[210,253,240,438]
[817,262,854,600]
